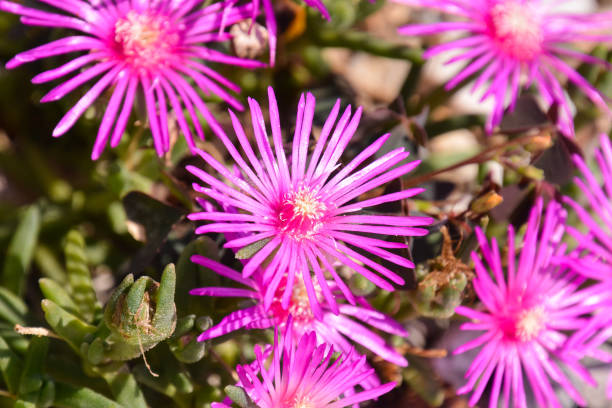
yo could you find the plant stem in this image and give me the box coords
[403,132,541,187]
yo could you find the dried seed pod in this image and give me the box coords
[231,20,269,60]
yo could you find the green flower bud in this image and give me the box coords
[102,264,176,361]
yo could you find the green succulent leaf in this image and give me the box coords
[14,400,36,408]
[53,382,122,408]
[39,278,80,317]
[175,237,220,315]
[0,322,29,354]
[2,205,40,296]
[101,371,147,408]
[152,264,176,332]
[18,337,48,396]
[235,238,270,260]
[0,336,23,394]
[34,245,67,284]
[64,230,101,322]
[0,286,27,325]
[225,385,256,408]
[41,299,97,353]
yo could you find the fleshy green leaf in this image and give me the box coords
[101,372,147,408]
[0,336,23,394]
[39,278,80,317]
[175,237,220,315]
[18,337,48,396]
[0,286,27,325]
[53,382,121,408]
[225,385,256,408]
[41,300,96,353]
[235,238,271,260]
[64,230,101,322]
[151,264,176,333]
[0,322,29,354]
[14,400,36,408]
[2,205,40,296]
[34,245,67,284]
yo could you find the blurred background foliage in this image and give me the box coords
[0,0,611,407]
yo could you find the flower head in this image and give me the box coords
[562,133,612,398]
[564,134,612,279]
[187,87,432,316]
[212,320,396,408]
[189,255,408,375]
[454,198,595,408]
[0,0,264,159]
[394,0,612,135]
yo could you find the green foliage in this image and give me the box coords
[64,231,101,322]
[0,287,27,326]
[0,229,212,407]
[2,205,40,296]
[225,385,256,408]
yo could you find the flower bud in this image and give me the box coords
[103,264,176,361]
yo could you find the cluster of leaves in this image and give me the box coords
[1,214,217,407]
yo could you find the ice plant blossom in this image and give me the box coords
[187,87,432,317]
[393,0,612,135]
[0,0,264,159]
[211,320,396,408]
[564,134,612,281]
[189,255,408,370]
[562,133,612,397]
[454,199,595,408]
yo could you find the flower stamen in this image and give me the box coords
[277,186,328,241]
[489,2,543,61]
[516,306,547,341]
[114,11,179,71]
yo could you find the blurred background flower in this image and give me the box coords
[0,0,264,159]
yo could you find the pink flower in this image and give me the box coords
[393,0,612,136]
[212,320,396,408]
[0,0,265,159]
[189,255,407,390]
[562,133,612,398]
[564,134,612,279]
[187,86,432,316]
[454,199,595,408]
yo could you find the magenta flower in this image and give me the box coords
[454,199,595,408]
[393,0,612,135]
[0,0,265,159]
[211,320,396,408]
[187,86,433,316]
[189,255,408,371]
[562,133,612,397]
[564,306,612,399]
[564,134,612,279]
